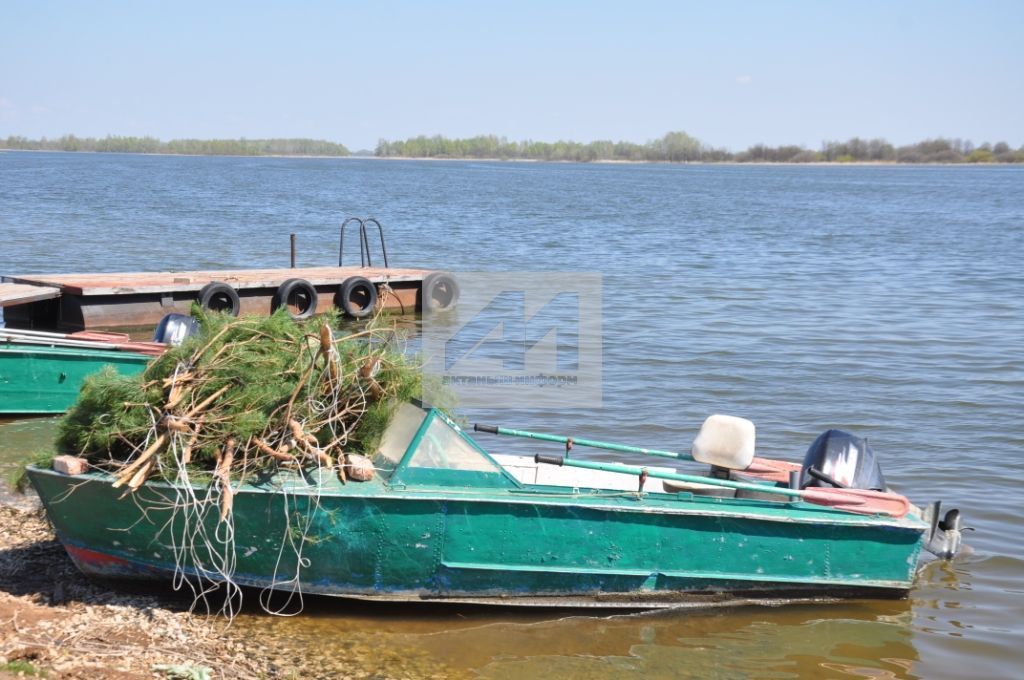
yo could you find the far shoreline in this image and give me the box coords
[1,148,1019,167]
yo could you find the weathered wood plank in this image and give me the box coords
[0,283,62,308]
[7,267,435,296]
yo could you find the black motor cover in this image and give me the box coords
[800,429,886,491]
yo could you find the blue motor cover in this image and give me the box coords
[800,429,887,491]
[153,313,200,346]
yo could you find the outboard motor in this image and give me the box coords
[800,429,886,491]
[153,313,200,347]
[923,502,965,559]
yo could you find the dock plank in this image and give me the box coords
[0,283,62,308]
[7,267,436,296]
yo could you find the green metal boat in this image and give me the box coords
[26,404,963,608]
[0,336,156,414]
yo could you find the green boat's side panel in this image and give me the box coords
[210,492,444,592]
[28,470,442,594]
[438,498,921,594]
[297,496,445,591]
[28,467,925,603]
[0,344,151,414]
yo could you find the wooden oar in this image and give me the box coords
[532,454,910,518]
[0,327,78,340]
[0,329,165,356]
[0,335,138,352]
[474,423,692,461]
[0,327,133,344]
[475,422,800,481]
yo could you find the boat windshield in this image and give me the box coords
[374,402,430,473]
[389,410,518,488]
[406,416,504,473]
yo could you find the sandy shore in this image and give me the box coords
[0,505,269,679]
[0,502,462,679]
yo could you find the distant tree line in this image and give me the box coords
[743,137,1024,163]
[375,132,728,162]
[376,132,1024,164]
[0,134,350,156]
[4,132,1022,163]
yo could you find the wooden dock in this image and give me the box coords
[1,266,449,330]
[0,282,62,307]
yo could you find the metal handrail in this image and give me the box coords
[363,217,390,268]
[339,216,390,268]
[339,217,370,266]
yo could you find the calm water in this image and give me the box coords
[1,152,1022,678]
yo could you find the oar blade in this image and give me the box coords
[800,488,910,518]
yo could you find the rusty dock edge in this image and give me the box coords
[1,267,445,331]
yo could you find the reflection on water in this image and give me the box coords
[230,599,919,679]
[911,553,1024,679]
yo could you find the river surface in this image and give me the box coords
[1,152,1022,678]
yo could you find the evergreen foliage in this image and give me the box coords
[56,308,428,488]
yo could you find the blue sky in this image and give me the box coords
[1,1,1021,151]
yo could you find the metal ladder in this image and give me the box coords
[339,217,390,268]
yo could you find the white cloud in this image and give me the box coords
[735,75,753,86]
[0,97,14,110]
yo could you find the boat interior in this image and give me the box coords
[372,403,801,500]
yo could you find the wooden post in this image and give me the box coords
[290,233,297,268]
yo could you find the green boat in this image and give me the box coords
[26,404,963,608]
[0,330,159,414]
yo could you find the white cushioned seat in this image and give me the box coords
[691,414,755,471]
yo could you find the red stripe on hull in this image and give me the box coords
[63,544,161,579]
[65,544,132,567]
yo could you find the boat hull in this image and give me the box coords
[0,344,150,414]
[28,467,926,607]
